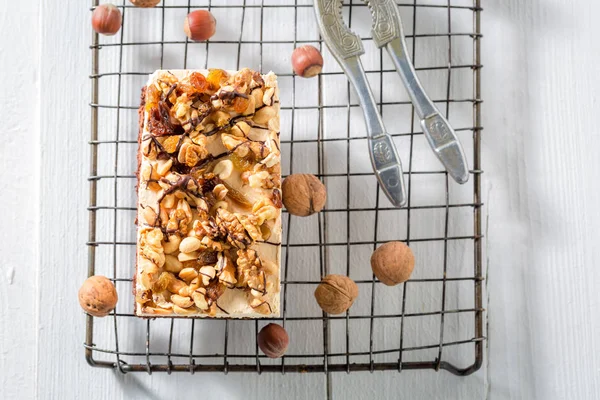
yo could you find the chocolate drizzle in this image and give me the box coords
[164,83,178,101]
[182,102,213,134]
[210,89,249,102]
[250,298,273,314]
[215,302,229,315]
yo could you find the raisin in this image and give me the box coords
[207,69,229,90]
[147,101,184,137]
[230,153,254,171]
[146,84,161,104]
[205,278,226,303]
[233,96,250,113]
[198,251,218,266]
[189,72,209,92]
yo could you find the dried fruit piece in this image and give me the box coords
[205,278,226,305]
[207,69,229,89]
[189,72,209,92]
[233,96,250,113]
[197,251,219,266]
[145,84,161,112]
[147,101,181,136]
[153,272,173,293]
[161,135,181,153]
[230,154,254,172]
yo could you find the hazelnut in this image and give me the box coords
[370,241,415,286]
[91,4,122,36]
[281,174,326,217]
[257,323,289,358]
[129,0,161,7]
[78,275,118,317]
[184,10,216,42]
[291,45,323,78]
[314,275,358,314]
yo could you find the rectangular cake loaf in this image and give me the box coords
[135,69,281,318]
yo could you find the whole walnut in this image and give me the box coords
[314,274,358,314]
[78,275,118,317]
[281,174,326,217]
[370,241,414,286]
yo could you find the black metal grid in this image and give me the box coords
[86,0,484,378]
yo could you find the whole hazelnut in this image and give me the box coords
[291,45,323,78]
[257,323,289,358]
[129,0,161,7]
[370,241,415,286]
[184,10,217,42]
[314,274,358,314]
[78,275,118,317]
[91,4,122,36]
[281,174,326,217]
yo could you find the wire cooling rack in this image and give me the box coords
[86,0,484,378]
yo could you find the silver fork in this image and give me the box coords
[314,0,408,207]
[364,0,470,184]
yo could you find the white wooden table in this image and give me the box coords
[1,0,599,399]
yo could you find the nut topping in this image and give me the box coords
[137,69,281,317]
[78,276,118,317]
[314,275,358,315]
[213,159,234,180]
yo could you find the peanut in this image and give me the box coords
[179,236,201,253]
[178,251,199,262]
[164,254,183,273]
[171,294,194,309]
[162,235,181,254]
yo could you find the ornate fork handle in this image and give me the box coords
[314,0,408,207]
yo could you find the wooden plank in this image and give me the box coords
[0,1,41,399]
[484,1,600,399]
